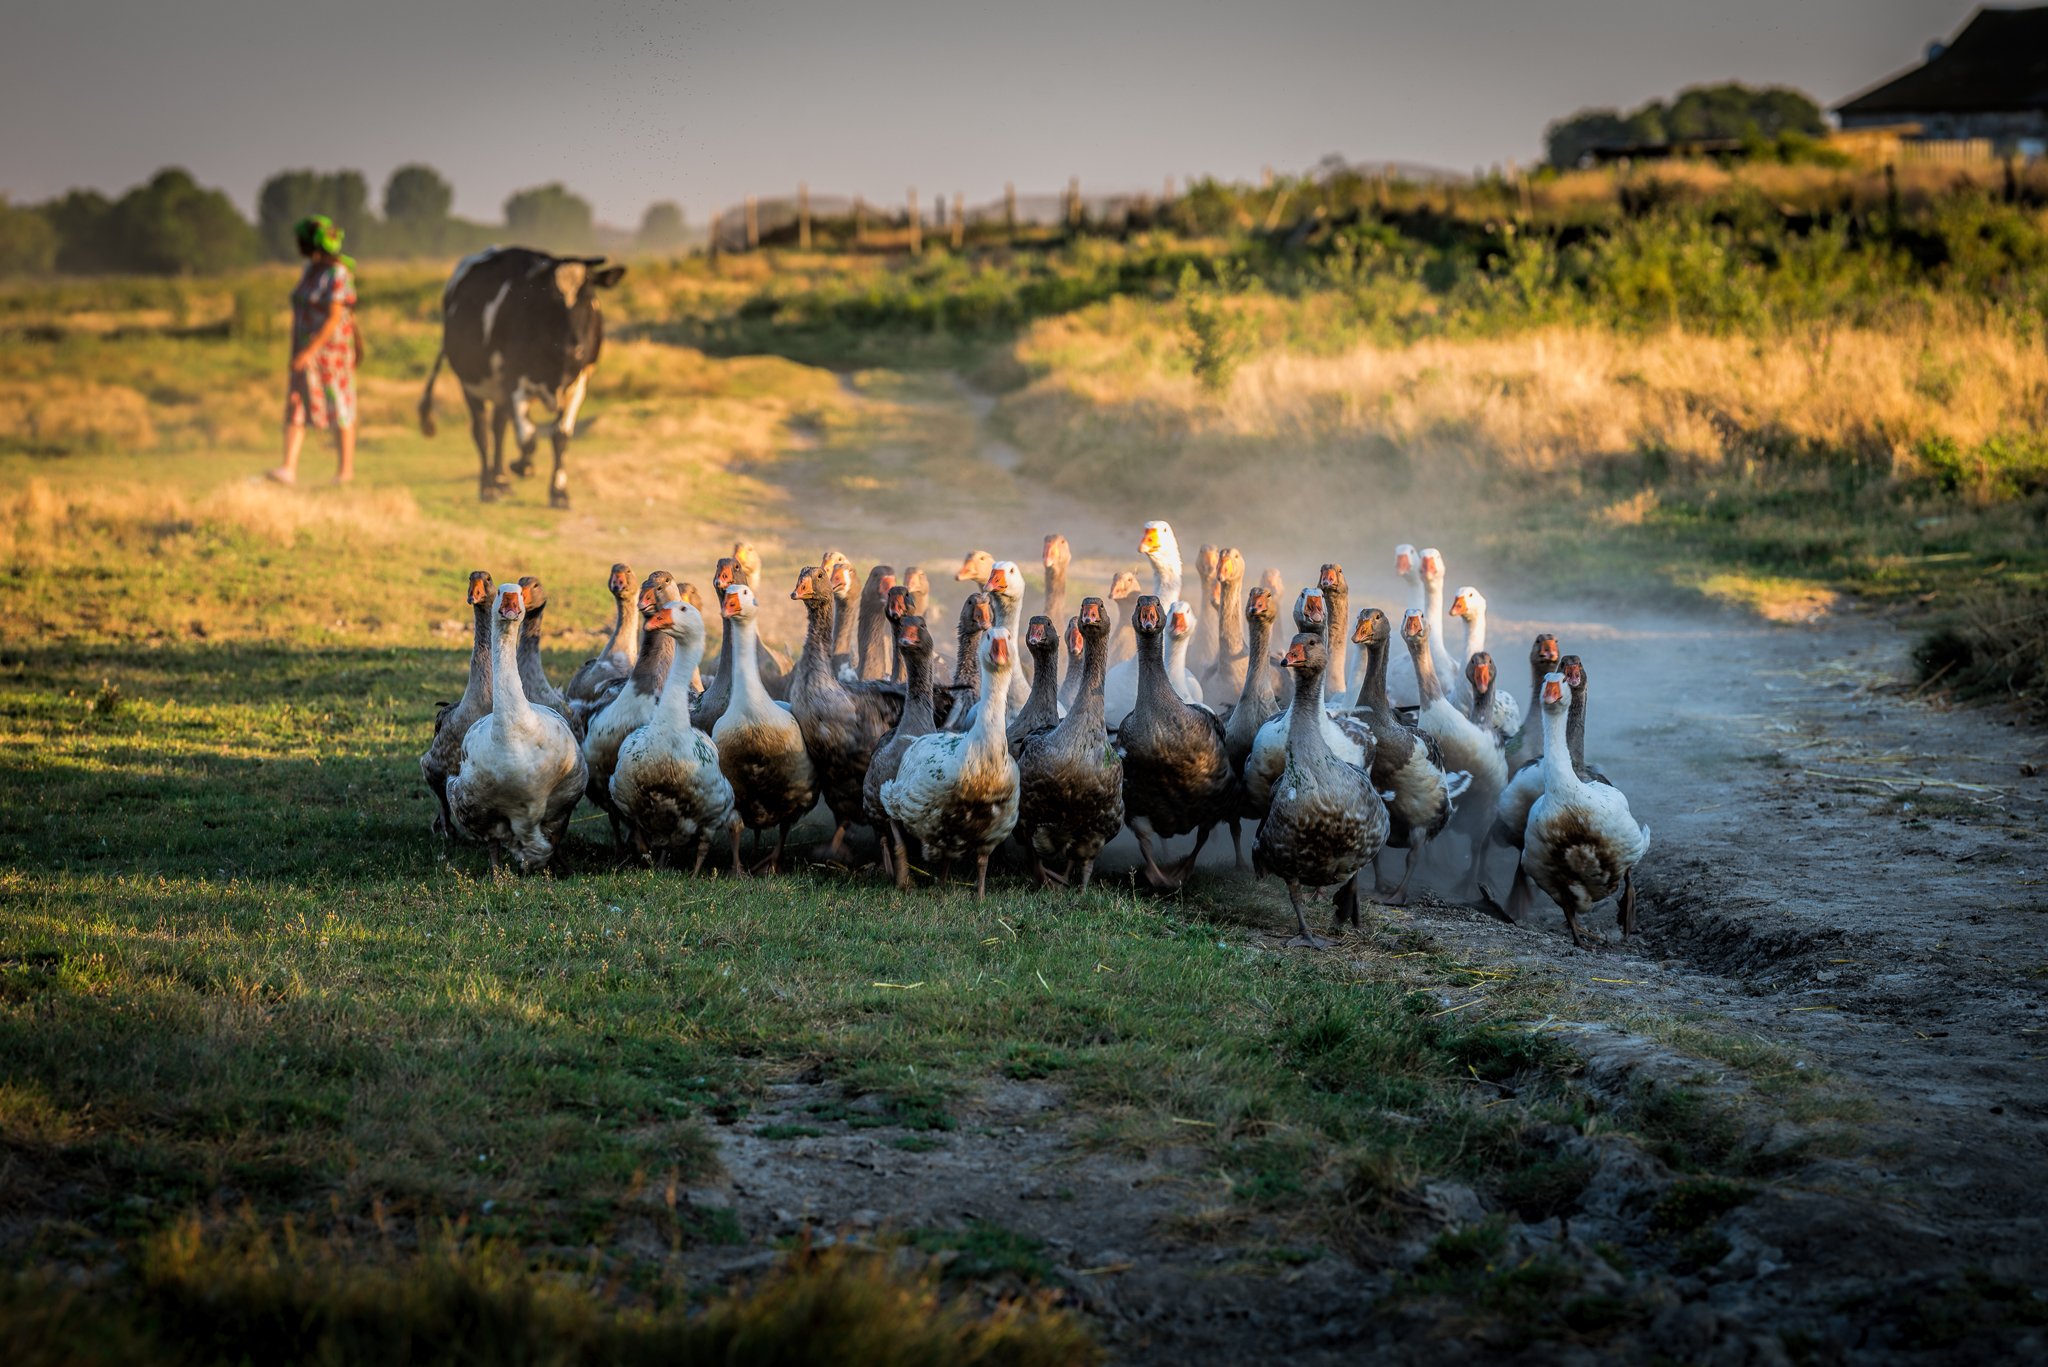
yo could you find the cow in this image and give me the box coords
[417,246,625,507]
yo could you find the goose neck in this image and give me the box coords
[727,615,767,713]
[1235,612,1272,712]
[1410,632,1448,705]
[1540,704,1585,796]
[489,611,532,721]
[900,647,936,732]
[799,595,839,686]
[461,600,493,708]
[656,634,705,727]
[1565,683,1590,772]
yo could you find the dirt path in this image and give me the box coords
[681,369,2048,1360]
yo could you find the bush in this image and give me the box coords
[1178,262,1252,394]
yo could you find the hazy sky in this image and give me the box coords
[1,0,1972,226]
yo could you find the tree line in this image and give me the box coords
[0,165,690,277]
[1545,82,1829,170]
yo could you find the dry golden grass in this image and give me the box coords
[0,377,158,451]
[1533,160,2048,216]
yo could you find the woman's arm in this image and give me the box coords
[292,295,345,371]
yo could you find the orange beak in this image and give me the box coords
[1394,552,1411,575]
[880,574,896,593]
[1403,610,1424,637]
[723,592,743,618]
[899,624,922,648]
[497,590,523,619]
[468,574,492,605]
[1139,528,1161,554]
[1171,609,1190,632]
[645,607,675,631]
[1543,679,1564,705]
[521,581,542,609]
[990,635,1011,667]
[1303,594,1325,624]
[988,567,1009,594]
[1451,593,1470,616]
[1079,600,1104,627]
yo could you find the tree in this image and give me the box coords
[504,183,593,252]
[635,201,686,254]
[1545,110,1634,169]
[0,197,57,276]
[1545,84,1825,167]
[39,190,118,273]
[256,169,373,261]
[108,168,258,275]
[385,164,453,224]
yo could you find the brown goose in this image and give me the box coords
[1017,596,1123,890]
[1521,633,1561,758]
[944,591,993,732]
[1221,583,1283,869]
[421,569,495,838]
[1523,671,1649,947]
[1254,632,1389,948]
[1244,589,1371,815]
[513,577,577,737]
[447,582,587,873]
[571,569,675,735]
[1006,615,1063,749]
[1192,543,1222,678]
[1057,615,1085,711]
[1104,569,1142,670]
[817,549,857,681]
[863,613,938,880]
[1350,607,1465,904]
[691,557,744,732]
[711,584,816,874]
[582,575,677,850]
[880,627,1020,898]
[884,582,916,683]
[609,600,736,873]
[564,563,637,706]
[789,563,905,863]
[1488,654,1608,921]
[1317,564,1350,699]
[1202,548,1249,700]
[1041,535,1071,654]
[1118,594,1235,889]
[856,564,897,681]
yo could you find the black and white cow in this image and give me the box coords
[418,246,625,507]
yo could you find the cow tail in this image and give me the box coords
[417,347,445,437]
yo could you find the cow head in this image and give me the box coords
[549,256,626,375]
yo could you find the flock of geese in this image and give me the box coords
[420,522,1650,948]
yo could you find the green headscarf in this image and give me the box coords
[292,215,356,272]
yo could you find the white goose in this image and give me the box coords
[1163,599,1208,707]
[1384,544,1427,707]
[610,599,737,872]
[1418,548,1468,708]
[982,560,1034,709]
[711,584,818,875]
[881,627,1021,899]
[1522,671,1650,947]
[448,581,587,872]
[1450,586,1523,739]
[1400,607,1507,818]
[1102,520,1185,726]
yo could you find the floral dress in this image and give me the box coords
[287,260,357,430]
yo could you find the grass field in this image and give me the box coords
[3,210,2043,1355]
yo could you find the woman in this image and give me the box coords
[268,214,363,485]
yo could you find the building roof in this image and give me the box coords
[1835,7,2048,116]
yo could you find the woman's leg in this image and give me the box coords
[270,382,309,483]
[333,423,355,483]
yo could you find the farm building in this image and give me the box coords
[1834,6,2048,157]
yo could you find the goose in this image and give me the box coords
[855,564,897,681]
[1006,616,1064,748]
[1057,615,1085,712]
[1104,569,1142,670]
[903,565,931,617]
[1451,587,1522,739]
[1017,596,1124,890]
[819,549,859,682]
[1521,634,1562,757]
[673,581,709,692]
[421,569,496,838]
[1244,589,1371,815]
[514,577,577,737]
[1222,585,1284,776]
[1348,607,1464,904]
[711,584,817,874]
[1100,521,1186,721]
[610,600,736,872]
[1257,566,1286,602]
[1202,548,1249,701]
[1522,671,1649,947]
[944,591,994,731]
[982,561,1034,708]
[881,627,1021,899]
[1254,632,1389,948]
[1418,548,1469,707]
[789,563,905,863]
[1041,535,1072,676]
[1401,608,1508,883]
[447,581,587,872]
[1117,594,1235,889]
[1192,543,1222,679]
[582,577,677,850]
[863,613,939,880]
[1316,564,1350,699]
[1488,654,1609,921]
[954,548,995,589]
[1385,545,1426,707]
[1164,600,1208,707]
[571,565,678,734]
[563,563,638,706]
[728,540,793,698]
[691,557,744,732]
[884,582,916,683]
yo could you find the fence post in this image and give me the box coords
[951,192,965,250]
[745,196,759,250]
[908,187,921,255]
[798,182,811,250]
[1005,182,1017,241]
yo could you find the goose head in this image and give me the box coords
[1466,651,1496,699]
[955,548,995,583]
[1450,586,1484,623]
[712,556,740,594]
[1400,608,1430,650]
[467,570,494,607]
[644,598,705,653]
[983,626,1015,681]
[1196,543,1221,583]
[1393,545,1419,587]
[1352,606,1389,647]
[1294,587,1327,633]
[1137,520,1180,579]
[903,565,931,612]
[1132,594,1166,638]
[790,565,830,606]
[1531,633,1562,672]
[1559,654,1586,691]
[828,560,856,603]
[885,583,915,626]
[958,591,994,636]
[1419,547,1446,589]
[1042,534,1071,574]
[1168,600,1196,644]
[1282,631,1326,675]
[1318,563,1348,598]
[606,563,635,600]
[1245,585,1277,626]
[637,570,676,615]
[1214,548,1246,601]
[1258,567,1286,600]
[984,560,1024,609]
[1540,670,1569,714]
[864,564,897,605]
[729,541,761,587]
[494,581,527,624]
[1108,569,1141,602]
[676,582,705,613]
[896,613,931,659]
[1025,614,1058,662]
[721,583,758,624]
[1077,595,1110,641]
[517,575,547,613]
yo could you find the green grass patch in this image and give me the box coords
[908,1221,1057,1283]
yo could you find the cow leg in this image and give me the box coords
[465,396,498,502]
[546,368,591,510]
[488,405,514,499]
[547,430,572,509]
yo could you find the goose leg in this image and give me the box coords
[891,821,913,892]
[1130,817,1178,890]
[974,849,993,901]
[813,820,852,866]
[1504,862,1533,923]
[1228,818,1247,871]
[1077,857,1095,893]
[1619,871,1639,938]
[1034,859,1068,889]
[729,821,747,878]
[1334,873,1362,929]
[1388,835,1427,905]
[1169,822,1216,883]
[1563,902,1597,950]
[878,833,896,880]
[691,837,711,876]
[1283,881,1332,950]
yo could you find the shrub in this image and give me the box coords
[1177,262,1252,394]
